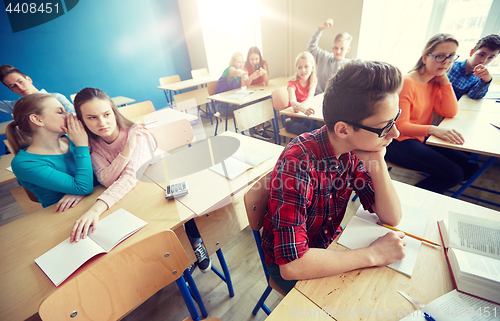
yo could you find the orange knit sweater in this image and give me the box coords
[395,76,458,143]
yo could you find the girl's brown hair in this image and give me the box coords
[6,93,54,154]
[244,46,265,71]
[410,33,459,74]
[73,87,134,141]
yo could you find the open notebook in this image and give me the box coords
[227,89,255,99]
[338,204,429,277]
[209,146,274,180]
[35,209,147,286]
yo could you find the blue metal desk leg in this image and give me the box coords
[175,275,201,321]
[210,249,235,297]
[452,156,497,198]
[183,270,208,318]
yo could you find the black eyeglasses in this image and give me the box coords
[427,54,460,63]
[343,109,401,138]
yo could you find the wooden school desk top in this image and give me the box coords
[157,74,219,92]
[143,131,284,216]
[0,180,193,321]
[208,77,289,106]
[426,109,500,157]
[0,153,15,185]
[294,180,500,321]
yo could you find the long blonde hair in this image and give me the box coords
[410,33,459,74]
[6,93,54,154]
[228,52,244,67]
[290,51,317,90]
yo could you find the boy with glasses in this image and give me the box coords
[448,34,500,100]
[0,65,74,114]
[261,60,406,293]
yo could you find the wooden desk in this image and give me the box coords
[157,75,219,104]
[129,106,198,124]
[427,109,500,157]
[111,96,135,107]
[0,153,15,185]
[208,77,289,106]
[0,120,13,136]
[157,75,219,93]
[266,288,332,320]
[295,180,500,321]
[143,131,284,216]
[280,93,324,121]
[457,95,500,113]
[0,181,194,321]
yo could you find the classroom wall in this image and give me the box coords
[177,0,208,71]
[0,0,192,117]
[261,0,364,78]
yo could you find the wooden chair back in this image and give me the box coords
[233,100,274,132]
[148,119,194,152]
[159,75,181,86]
[39,230,189,321]
[173,87,210,111]
[271,87,289,111]
[244,172,272,232]
[70,94,76,103]
[206,80,218,96]
[191,68,209,79]
[118,101,156,121]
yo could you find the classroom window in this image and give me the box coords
[197,0,262,76]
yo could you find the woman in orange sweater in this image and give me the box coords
[385,34,478,194]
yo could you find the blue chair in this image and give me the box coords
[38,230,207,320]
[244,172,287,316]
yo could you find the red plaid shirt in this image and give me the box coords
[262,126,375,265]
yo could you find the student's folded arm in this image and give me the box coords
[467,81,490,100]
[91,150,130,187]
[433,83,458,118]
[96,135,153,208]
[12,148,94,195]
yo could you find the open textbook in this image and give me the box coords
[210,147,273,180]
[438,211,500,304]
[400,290,500,321]
[35,209,147,286]
[338,204,429,277]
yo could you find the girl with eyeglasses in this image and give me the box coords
[385,33,478,194]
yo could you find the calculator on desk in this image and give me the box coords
[165,182,188,199]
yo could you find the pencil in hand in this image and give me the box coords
[376,222,441,247]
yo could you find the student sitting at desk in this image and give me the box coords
[244,46,273,140]
[0,65,74,114]
[385,34,479,194]
[448,34,500,100]
[245,46,269,86]
[308,19,352,95]
[285,51,321,135]
[261,60,406,293]
[7,93,94,209]
[69,88,155,242]
[70,87,212,271]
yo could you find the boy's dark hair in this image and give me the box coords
[473,34,500,52]
[323,60,402,132]
[0,65,27,86]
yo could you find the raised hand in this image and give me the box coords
[319,18,333,31]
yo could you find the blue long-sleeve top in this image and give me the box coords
[11,137,94,207]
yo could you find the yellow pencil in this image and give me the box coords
[376,222,441,247]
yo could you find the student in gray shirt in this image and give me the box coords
[0,65,74,114]
[308,19,353,95]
